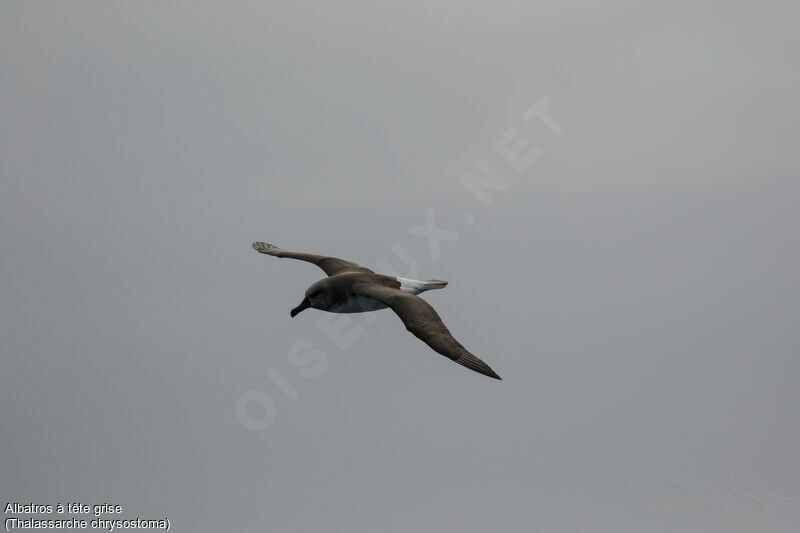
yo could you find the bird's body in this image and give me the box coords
[252,241,501,380]
[333,293,387,313]
[308,273,447,313]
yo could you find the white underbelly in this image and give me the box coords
[333,295,388,313]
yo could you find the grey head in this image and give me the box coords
[291,278,337,317]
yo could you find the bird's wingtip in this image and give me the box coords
[252,241,280,255]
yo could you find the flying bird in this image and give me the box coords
[252,242,501,380]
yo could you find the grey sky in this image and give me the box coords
[2,2,799,532]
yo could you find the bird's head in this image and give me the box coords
[291,279,332,317]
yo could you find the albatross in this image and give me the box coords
[252,241,501,380]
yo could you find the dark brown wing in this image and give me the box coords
[252,242,373,277]
[354,283,501,380]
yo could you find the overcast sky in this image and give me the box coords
[2,2,799,532]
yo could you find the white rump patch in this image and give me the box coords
[397,277,432,295]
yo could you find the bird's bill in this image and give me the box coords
[290,297,311,317]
